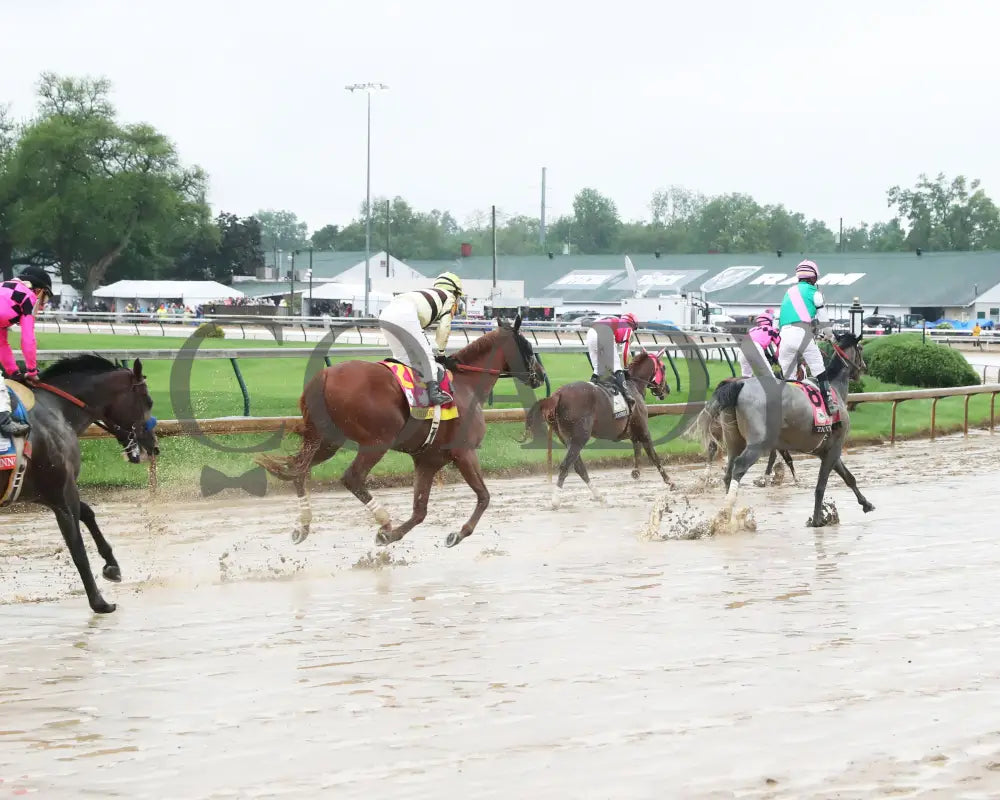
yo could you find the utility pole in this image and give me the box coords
[491,204,497,291]
[385,199,391,277]
[540,167,547,246]
[345,82,389,316]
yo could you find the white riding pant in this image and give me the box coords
[586,327,624,377]
[778,324,825,379]
[0,383,10,414]
[738,341,769,377]
[379,301,440,382]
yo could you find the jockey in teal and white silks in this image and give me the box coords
[777,260,838,425]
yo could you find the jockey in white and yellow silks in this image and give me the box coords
[379,272,464,406]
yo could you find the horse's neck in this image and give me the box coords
[42,375,107,432]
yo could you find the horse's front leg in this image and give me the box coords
[808,454,837,527]
[637,430,674,490]
[445,448,489,548]
[79,501,120,582]
[630,437,643,480]
[832,457,874,513]
[50,494,115,614]
[377,453,444,546]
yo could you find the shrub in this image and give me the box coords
[861,335,979,388]
[194,322,225,339]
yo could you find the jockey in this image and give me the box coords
[587,312,639,403]
[777,259,837,423]
[739,309,780,377]
[378,271,463,406]
[0,266,53,437]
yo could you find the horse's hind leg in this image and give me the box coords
[342,446,392,531]
[552,433,587,509]
[445,448,490,548]
[79,501,120,582]
[808,453,838,527]
[781,450,798,484]
[291,432,343,545]
[377,452,445,546]
[572,455,605,504]
[51,492,115,614]
[832,457,875,514]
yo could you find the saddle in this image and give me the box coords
[380,360,460,449]
[785,378,841,433]
[0,380,34,507]
[592,378,630,420]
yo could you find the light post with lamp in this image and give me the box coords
[849,297,864,339]
[345,81,389,317]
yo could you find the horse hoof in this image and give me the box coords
[291,527,309,545]
[862,502,875,513]
[753,477,768,488]
[103,565,122,582]
[92,600,116,614]
[631,469,641,480]
[444,531,463,548]
[375,528,392,546]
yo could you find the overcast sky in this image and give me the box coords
[4,0,999,237]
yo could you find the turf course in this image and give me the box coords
[6,331,995,488]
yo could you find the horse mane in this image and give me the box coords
[826,332,860,381]
[39,353,121,381]
[453,326,511,362]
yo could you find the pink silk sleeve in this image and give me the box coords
[18,314,37,373]
[0,327,17,375]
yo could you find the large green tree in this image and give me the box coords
[887,173,1000,251]
[256,208,309,252]
[9,73,209,296]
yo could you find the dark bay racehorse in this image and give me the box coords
[256,315,544,548]
[522,348,674,507]
[697,332,872,527]
[9,356,158,613]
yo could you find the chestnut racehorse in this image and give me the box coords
[256,315,544,548]
[521,348,674,508]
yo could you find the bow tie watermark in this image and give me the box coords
[200,465,268,497]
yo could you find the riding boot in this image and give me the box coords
[614,370,635,408]
[0,411,29,438]
[815,373,840,428]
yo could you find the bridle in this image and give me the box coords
[828,339,865,377]
[633,347,668,396]
[33,377,157,457]
[447,331,544,387]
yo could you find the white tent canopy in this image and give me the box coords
[308,281,394,302]
[94,280,242,306]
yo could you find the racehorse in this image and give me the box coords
[255,314,545,548]
[7,355,158,614]
[704,381,797,487]
[697,331,873,527]
[521,348,674,507]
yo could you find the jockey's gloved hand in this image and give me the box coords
[24,370,38,384]
[435,352,458,370]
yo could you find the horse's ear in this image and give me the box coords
[513,313,522,333]
[132,358,143,378]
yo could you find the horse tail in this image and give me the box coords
[254,369,329,481]
[694,378,745,454]
[521,395,557,444]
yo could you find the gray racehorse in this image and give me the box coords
[697,331,874,527]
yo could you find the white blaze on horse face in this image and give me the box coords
[365,498,391,527]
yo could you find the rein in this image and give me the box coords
[33,380,132,441]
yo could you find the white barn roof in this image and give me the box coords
[94,280,242,303]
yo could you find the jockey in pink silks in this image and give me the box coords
[0,266,53,437]
[586,312,639,406]
[739,309,780,377]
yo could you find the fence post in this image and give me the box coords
[992,392,997,433]
[930,397,939,439]
[890,401,899,443]
[229,357,251,416]
[663,349,681,392]
[964,395,971,436]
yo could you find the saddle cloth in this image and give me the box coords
[594,379,630,419]
[379,360,460,421]
[0,381,33,507]
[788,379,841,433]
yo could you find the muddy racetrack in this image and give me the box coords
[3,433,1000,798]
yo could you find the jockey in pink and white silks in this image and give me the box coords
[778,259,838,425]
[0,266,53,438]
[739,309,780,377]
[378,272,463,406]
[586,312,639,405]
